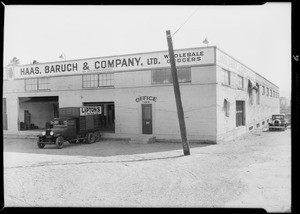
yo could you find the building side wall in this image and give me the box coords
[215,49,280,142]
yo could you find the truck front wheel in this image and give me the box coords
[37,142,45,149]
[86,132,95,144]
[55,136,64,149]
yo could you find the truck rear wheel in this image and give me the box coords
[55,136,64,149]
[86,132,95,144]
[93,131,101,142]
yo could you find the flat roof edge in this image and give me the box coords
[215,46,279,89]
[10,46,217,68]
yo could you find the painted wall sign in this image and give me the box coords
[135,96,158,103]
[216,49,253,78]
[80,106,102,116]
[11,47,215,79]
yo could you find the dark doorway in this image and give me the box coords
[83,102,115,133]
[19,96,59,130]
[236,100,245,127]
[142,104,152,134]
[3,98,7,130]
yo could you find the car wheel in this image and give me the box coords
[55,136,64,149]
[37,142,45,149]
[86,132,95,144]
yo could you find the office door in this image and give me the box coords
[142,104,152,134]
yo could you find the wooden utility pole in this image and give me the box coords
[166,30,190,156]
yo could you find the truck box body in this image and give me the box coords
[59,106,102,132]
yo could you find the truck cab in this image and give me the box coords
[51,117,77,139]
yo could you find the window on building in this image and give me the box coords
[25,78,50,91]
[249,90,254,105]
[236,101,245,127]
[99,73,114,87]
[262,86,265,95]
[25,78,38,91]
[82,73,114,88]
[151,67,191,84]
[267,88,269,96]
[256,86,260,105]
[224,99,230,117]
[38,78,50,90]
[83,74,98,88]
[237,75,244,89]
[223,69,231,86]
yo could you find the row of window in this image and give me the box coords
[222,69,279,98]
[261,85,279,98]
[25,78,50,91]
[24,68,277,94]
[25,68,192,91]
[25,73,115,90]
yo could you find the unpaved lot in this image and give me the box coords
[3,128,291,212]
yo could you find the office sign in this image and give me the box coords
[12,47,216,79]
[135,96,158,103]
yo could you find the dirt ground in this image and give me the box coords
[3,127,291,212]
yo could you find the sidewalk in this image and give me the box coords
[3,130,127,141]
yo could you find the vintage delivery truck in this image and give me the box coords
[37,106,102,149]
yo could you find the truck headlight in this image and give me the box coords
[50,131,54,135]
[42,131,46,135]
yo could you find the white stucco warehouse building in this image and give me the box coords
[3,46,280,143]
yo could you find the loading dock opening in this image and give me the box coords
[19,96,59,130]
[83,102,115,133]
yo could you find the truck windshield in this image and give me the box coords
[53,120,67,127]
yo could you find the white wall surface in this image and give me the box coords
[215,49,280,142]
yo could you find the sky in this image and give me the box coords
[3,3,291,98]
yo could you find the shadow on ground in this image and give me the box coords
[4,138,213,157]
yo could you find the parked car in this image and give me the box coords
[37,106,102,149]
[268,114,288,131]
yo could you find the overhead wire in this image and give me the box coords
[172,7,200,38]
